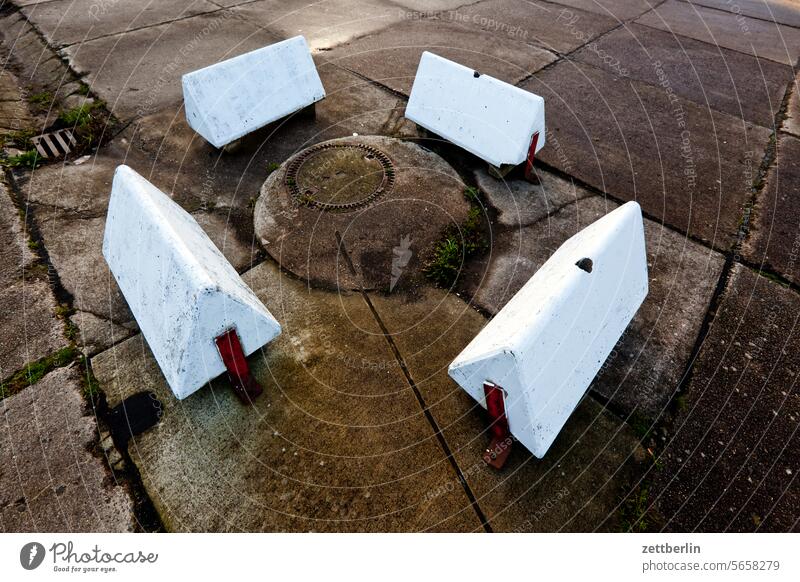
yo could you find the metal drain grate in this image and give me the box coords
[31,128,76,160]
[285,143,395,212]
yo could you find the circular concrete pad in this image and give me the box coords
[255,136,470,291]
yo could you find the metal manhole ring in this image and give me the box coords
[284,143,395,212]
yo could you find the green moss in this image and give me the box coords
[77,83,90,96]
[77,356,101,400]
[266,162,281,175]
[0,346,79,400]
[757,269,791,288]
[29,91,54,107]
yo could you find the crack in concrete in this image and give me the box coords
[334,229,492,533]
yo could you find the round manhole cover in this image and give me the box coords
[285,143,395,212]
[255,135,471,292]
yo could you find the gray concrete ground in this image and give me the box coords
[1,0,799,532]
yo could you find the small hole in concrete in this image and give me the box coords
[576,258,593,273]
[473,71,481,78]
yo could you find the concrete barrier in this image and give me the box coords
[182,35,325,148]
[448,202,648,461]
[405,51,545,174]
[102,165,281,400]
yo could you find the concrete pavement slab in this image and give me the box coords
[70,309,138,358]
[474,167,594,227]
[231,0,403,50]
[524,60,771,249]
[680,0,800,28]
[743,133,800,285]
[0,366,135,532]
[368,286,648,532]
[651,264,800,532]
[325,18,557,95]
[91,261,484,532]
[540,0,657,20]
[392,0,476,10]
[455,0,619,54]
[21,0,220,47]
[0,181,33,290]
[0,279,67,382]
[62,11,280,121]
[572,23,792,127]
[460,194,724,419]
[636,0,800,66]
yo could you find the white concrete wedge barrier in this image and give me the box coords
[182,35,326,148]
[102,165,282,401]
[448,201,648,463]
[405,51,545,177]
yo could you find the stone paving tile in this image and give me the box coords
[454,0,619,54]
[461,193,725,419]
[571,23,792,127]
[369,286,648,532]
[542,0,657,20]
[651,264,800,532]
[0,366,135,532]
[525,60,771,249]
[324,18,557,96]
[681,0,800,28]
[636,0,800,66]
[743,133,800,286]
[21,0,220,47]
[231,0,403,50]
[62,12,280,121]
[92,261,482,532]
[118,61,402,212]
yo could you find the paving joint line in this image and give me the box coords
[56,6,236,48]
[334,230,492,533]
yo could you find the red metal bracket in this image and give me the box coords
[215,328,263,404]
[483,382,513,469]
[524,132,540,183]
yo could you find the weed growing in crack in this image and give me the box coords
[423,188,488,287]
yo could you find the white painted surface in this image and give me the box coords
[183,36,325,148]
[448,202,648,457]
[405,51,545,168]
[102,165,281,400]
